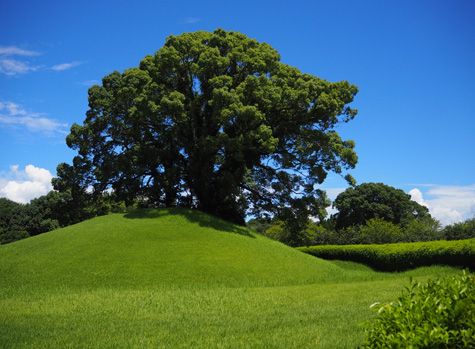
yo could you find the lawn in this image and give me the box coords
[0,208,462,348]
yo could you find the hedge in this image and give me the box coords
[297,239,475,271]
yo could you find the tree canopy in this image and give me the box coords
[55,29,359,228]
[332,182,430,230]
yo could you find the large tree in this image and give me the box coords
[332,182,430,230]
[55,29,359,229]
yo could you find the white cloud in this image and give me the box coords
[324,187,347,201]
[409,185,475,226]
[320,187,347,216]
[408,188,429,208]
[0,46,40,56]
[0,165,54,204]
[51,61,82,71]
[0,101,68,135]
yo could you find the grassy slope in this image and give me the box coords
[0,208,461,348]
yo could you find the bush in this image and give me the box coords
[360,270,475,348]
[0,230,30,245]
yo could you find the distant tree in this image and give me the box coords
[55,29,359,236]
[246,217,274,234]
[0,190,97,244]
[332,183,429,230]
[444,218,475,241]
[359,218,403,244]
[0,198,27,233]
[403,216,442,242]
[305,223,336,245]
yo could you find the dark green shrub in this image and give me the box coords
[0,230,30,245]
[360,270,475,348]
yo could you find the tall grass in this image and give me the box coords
[0,208,462,348]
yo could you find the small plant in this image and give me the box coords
[360,269,475,348]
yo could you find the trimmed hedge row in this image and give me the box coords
[297,239,475,271]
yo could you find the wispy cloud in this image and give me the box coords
[79,79,101,86]
[0,45,82,75]
[0,45,42,76]
[0,46,40,56]
[51,61,82,71]
[185,17,201,24]
[0,101,68,135]
[182,17,201,24]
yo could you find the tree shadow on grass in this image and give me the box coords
[124,207,255,238]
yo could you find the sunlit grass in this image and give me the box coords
[0,208,462,348]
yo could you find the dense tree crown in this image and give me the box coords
[332,182,430,229]
[55,29,359,226]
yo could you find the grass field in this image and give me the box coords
[0,208,462,348]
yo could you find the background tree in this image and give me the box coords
[0,198,26,233]
[56,29,359,232]
[403,216,443,242]
[444,218,475,241]
[332,182,429,230]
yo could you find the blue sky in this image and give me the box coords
[0,0,474,225]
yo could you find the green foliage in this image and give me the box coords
[360,270,475,348]
[246,216,274,234]
[0,230,30,245]
[298,239,475,271]
[264,221,336,247]
[305,223,337,245]
[57,29,358,227]
[358,218,403,244]
[444,218,475,240]
[333,182,429,230]
[403,215,443,242]
[0,198,26,232]
[267,214,454,247]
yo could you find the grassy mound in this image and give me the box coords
[0,208,345,290]
[0,208,463,348]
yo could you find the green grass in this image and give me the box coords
[0,208,463,348]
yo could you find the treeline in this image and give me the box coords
[248,183,475,247]
[0,191,131,245]
[248,216,475,247]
